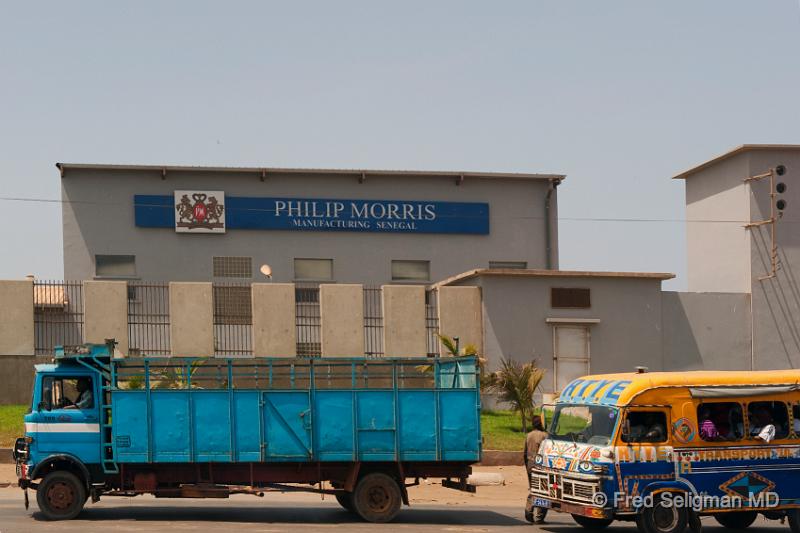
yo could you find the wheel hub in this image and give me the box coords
[367,486,390,512]
[46,481,75,511]
[654,504,678,531]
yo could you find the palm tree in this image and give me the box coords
[485,358,546,433]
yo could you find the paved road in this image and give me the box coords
[0,488,789,533]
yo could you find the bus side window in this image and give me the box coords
[697,402,743,441]
[793,404,800,437]
[747,401,789,440]
[622,411,668,443]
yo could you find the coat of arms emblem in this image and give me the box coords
[174,191,226,233]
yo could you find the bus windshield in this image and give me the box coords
[549,404,619,446]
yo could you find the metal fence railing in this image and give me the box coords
[295,284,321,357]
[363,285,384,357]
[426,288,440,357]
[213,283,253,356]
[127,282,170,356]
[34,280,84,355]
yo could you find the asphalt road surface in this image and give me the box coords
[0,488,790,533]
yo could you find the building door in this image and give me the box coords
[553,325,590,392]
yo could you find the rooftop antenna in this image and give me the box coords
[744,164,787,281]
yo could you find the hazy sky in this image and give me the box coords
[2,1,799,289]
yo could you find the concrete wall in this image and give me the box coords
[83,281,129,354]
[0,356,51,405]
[320,284,364,356]
[662,291,752,370]
[62,168,557,284]
[746,149,800,369]
[382,285,426,357]
[454,275,664,392]
[0,280,34,355]
[169,282,214,356]
[437,286,483,356]
[252,283,296,356]
[685,154,751,293]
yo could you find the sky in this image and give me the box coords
[1,1,800,290]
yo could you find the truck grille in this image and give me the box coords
[530,469,600,505]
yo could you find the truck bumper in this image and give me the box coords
[526,494,613,520]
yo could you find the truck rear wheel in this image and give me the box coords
[352,472,402,523]
[36,471,86,520]
[714,511,758,529]
[335,492,355,512]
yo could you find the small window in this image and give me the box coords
[623,411,668,443]
[551,287,591,309]
[40,376,94,411]
[294,258,333,281]
[489,261,528,269]
[95,255,136,278]
[391,260,430,281]
[747,401,789,440]
[697,402,744,442]
[213,256,252,278]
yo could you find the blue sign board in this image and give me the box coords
[134,195,490,235]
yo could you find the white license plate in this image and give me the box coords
[533,497,551,508]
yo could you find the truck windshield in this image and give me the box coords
[549,404,619,446]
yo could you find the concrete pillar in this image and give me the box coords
[320,284,364,356]
[437,286,483,356]
[0,280,34,355]
[169,282,214,356]
[84,281,129,355]
[252,283,296,357]
[382,285,427,357]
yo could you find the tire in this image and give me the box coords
[573,514,614,530]
[352,472,402,523]
[788,509,800,533]
[638,493,688,533]
[714,511,758,530]
[335,492,355,513]
[525,509,534,523]
[36,471,86,521]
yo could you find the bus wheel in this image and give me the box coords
[352,473,402,523]
[335,492,355,513]
[573,515,614,530]
[788,509,800,533]
[714,511,758,529]
[638,493,688,533]
[36,471,86,520]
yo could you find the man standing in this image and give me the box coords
[524,415,548,524]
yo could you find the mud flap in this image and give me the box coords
[24,488,29,510]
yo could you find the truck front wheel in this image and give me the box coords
[36,471,86,520]
[352,472,402,523]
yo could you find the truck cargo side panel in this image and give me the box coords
[233,391,261,462]
[113,391,148,462]
[193,392,232,461]
[356,390,395,461]
[313,391,355,461]
[151,392,190,462]
[398,391,437,461]
[262,391,311,461]
[439,390,480,461]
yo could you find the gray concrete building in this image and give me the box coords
[59,163,564,284]
[674,144,800,370]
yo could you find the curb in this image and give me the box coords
[477,450,524,466]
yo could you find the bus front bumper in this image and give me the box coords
[526,494,613,520]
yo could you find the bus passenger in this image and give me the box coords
[699,407,720,440]
[750,406,776,443]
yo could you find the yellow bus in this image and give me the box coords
[528,369,800,533]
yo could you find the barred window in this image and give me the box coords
[551,288,591,309]
[213,257,252,278]
[213,286,252,326]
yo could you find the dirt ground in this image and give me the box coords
[0,464,528,505]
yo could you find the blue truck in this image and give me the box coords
[13,341,481,522]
